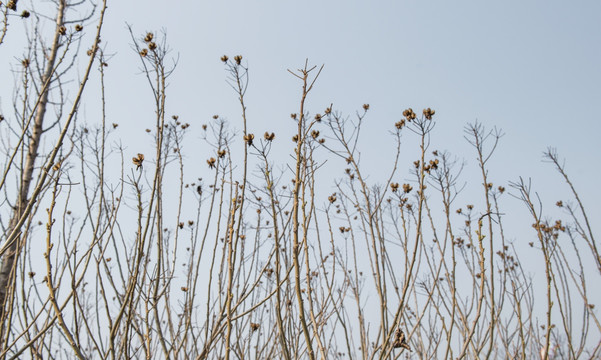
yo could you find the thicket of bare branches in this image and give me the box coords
[0,1,598,359]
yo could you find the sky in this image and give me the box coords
[95,0,601,224]
[101,1,601,165]
[114,1,601,347]
[0,0,600,351]
[1,0,599,258]
[0,1,598,251]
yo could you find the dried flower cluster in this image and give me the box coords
[423,107,435,120]
[132,153,144,170]
[402,108,417,121]
[244,133,254,146]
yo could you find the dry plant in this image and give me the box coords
[0,1,598,359]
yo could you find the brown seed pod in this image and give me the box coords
[264,132,275,141]
[132,153,144,169]
[392,329,411,351]
[207,157,216,168]
[244,133,254,146]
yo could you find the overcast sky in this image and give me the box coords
[0,1,599,344]
[101,0,600,221]
[1,0,599,243]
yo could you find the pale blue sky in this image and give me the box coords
[98,1,600,218]
[0,0,599,347]
[1,0,599,244]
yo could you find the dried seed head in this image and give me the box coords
[244,133,254,146]
[144,32,153,42]
[392,329,411,351]
[20,10,29,18]
[311,130,320,139]
[314,113,322,121]
[220,55,229,63]
[58,26,66,35]
[207,157,216,168]
[7,0,16,11]
[403,108,416,121]
[264,132,275,141]
[292,134,299,143]
[139,48,148,57]
[21,58,29,67]
[328,194,337,203]
[390,183,399,192]
[395,119,405,129]
[75,24,83,32]
[218,149,226,158]
[290,113,297,120]
[234,55,242,64]
[132,153,144,169]
[403,183,413,193]
[423,107,435,120]
[363,104,370,111]
[428,159,439,170]
[250,323,260,332]
[148,42,157,50]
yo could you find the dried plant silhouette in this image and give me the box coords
[0,1,598,359]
